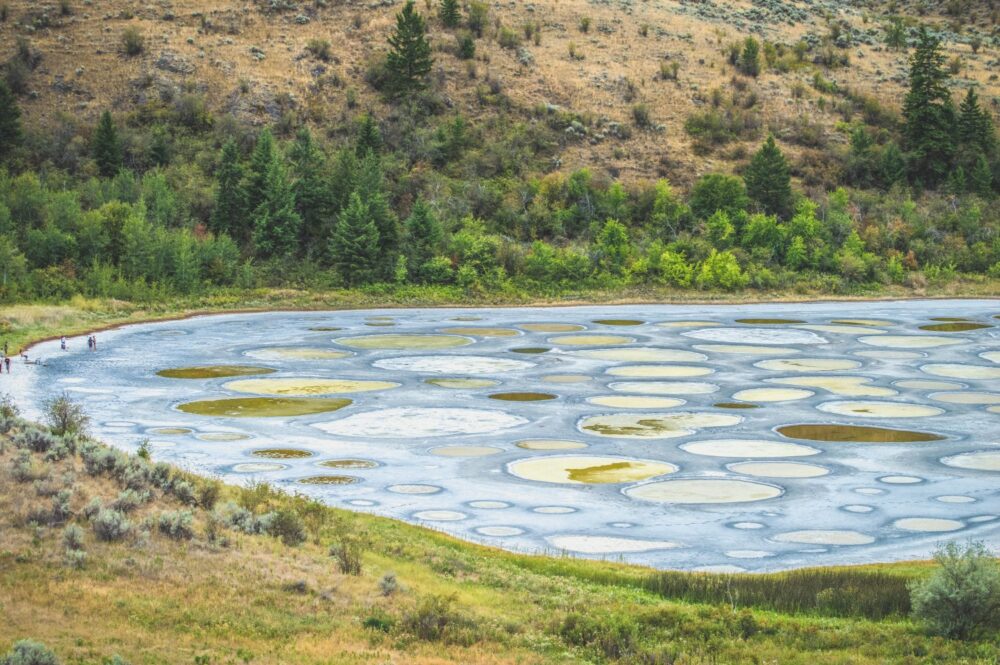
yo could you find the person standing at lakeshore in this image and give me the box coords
[60,336,67,351]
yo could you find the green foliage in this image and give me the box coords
[43,393,88,436]
[385,1,433,99]
[910,541,1000,639]
[93,112,122,178]
[592,219,630,276]
[1,640,59,665]
[696,249,747,291]
[689,173,749,220]
[439,0,460,28]
[745,135,792,218]
[903,28,956,188]
[267,508,306,546]
[158,510,195,540]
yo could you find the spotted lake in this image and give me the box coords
[11,301,1000,571]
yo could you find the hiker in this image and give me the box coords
[92,335,97,350]
[60,336,67,351]
[3,356,9,373]
[87,336,93,350]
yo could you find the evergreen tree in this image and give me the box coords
[404,199,443,282]
[355,113,382,157]
[211,140,249,243]
[0,81,22,161]
[330,149,359,215]
[289,128,332,255]
[970,153,994,198]
[252,157,301,259]
[902,28,956,188]
[439,0,460,28]
[356,153,399,277]
[93,111,122,178]
[744,135,792,218]
[330,192,380,285]
[385,1,433,98]
[739,37,761,77]
[247,127,276,213]
[957,87,996,157]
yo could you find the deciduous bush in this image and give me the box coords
[43,394,88,436]
[910,541,1000,639]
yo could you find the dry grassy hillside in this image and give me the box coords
[1,0,998,185]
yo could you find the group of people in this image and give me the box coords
[0,333,99,371]
[59,335,98,351]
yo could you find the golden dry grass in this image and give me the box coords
[0,0,995,184]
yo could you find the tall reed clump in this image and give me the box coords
[644,568,911,619]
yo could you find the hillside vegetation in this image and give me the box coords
[0,0,998,305]
[2,396,1000,664]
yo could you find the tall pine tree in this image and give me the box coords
[970,153,994,198]
[744,135,792,218]
[385,1,433,98]
[439,0,460,28]
[902,28,956,188]
[93,111,122,178]
[405,199,443,282]
[211,139,248,243]
[330,192,380,285]
[0,81,22,161]
[247,127,277,213]
[356,153,399,278]
[289,128,332,255]
[252,157,301,259]
[880,142,907,188]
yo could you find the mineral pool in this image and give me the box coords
[11,300,1000,571]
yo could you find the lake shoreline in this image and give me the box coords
[14,290,1000,356]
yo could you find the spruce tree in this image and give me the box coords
[330,149,359,215]
[0,81,22,161]
[957,87,996,157]
[93,111,122,177]
[247,127,276,213]
[439,0,460,28]
[744,135,792,218]
[355,113,382,157]
[252,158,301,259]
[211,139,249,243]
[385,0,433,98]
[330,192,380,285]
[405,199,443,282]
[356,153,399,277]
[289,128,332,254]
[902,28,956,188]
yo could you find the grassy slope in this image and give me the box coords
[2,436,995,665]
[0,0,997,183]
[1,292,999,663]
